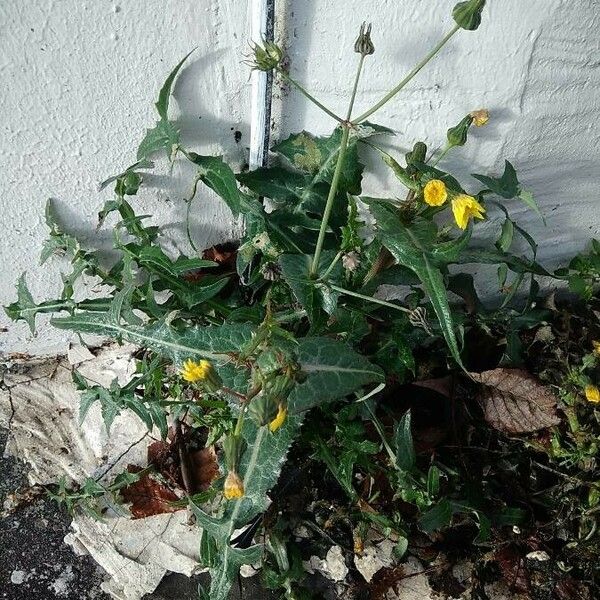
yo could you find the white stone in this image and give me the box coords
[10,570,28,585]
[304,545,349,583]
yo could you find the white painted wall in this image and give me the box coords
[1,0,599,354]
[0,0,251,354]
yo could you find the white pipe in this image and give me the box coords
[249,0,271,170]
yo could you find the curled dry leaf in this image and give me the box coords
[470,368,560,434]
[120,466,181,519]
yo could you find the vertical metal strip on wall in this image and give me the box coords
[249,0,275,170]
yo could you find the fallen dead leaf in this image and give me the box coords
[191,447,220,492]
[120,466,181,519]
[470,368,561,434]
[495,545,530,594]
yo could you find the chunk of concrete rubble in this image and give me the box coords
[0,345,202,600]
[304,545,348,582]
[384,557,435,600]
[354,538,396,582]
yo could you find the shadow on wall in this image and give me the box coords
[51,51,250,267]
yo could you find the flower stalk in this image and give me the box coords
[353,24,461,124]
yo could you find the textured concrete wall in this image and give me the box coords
[1,0,599,354]
[0,0,250,354]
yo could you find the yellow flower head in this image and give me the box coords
[424,179,448,207]
[470,109,490,127]
[585,385,600,404]
[592,340,600,356]
[269,404,288,432]
[451,194,486,230]
[223,470,244,500]
[181,359,213,383]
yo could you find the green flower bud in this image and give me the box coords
[452,0,487,31]
[447,115,474,148]
[354,22,375,57]
[405,142,428,166]
[115,171,142,197]
[250,40,284,72]
[248,393,279,427]
[223,433,246,471]
[263,373,295,402]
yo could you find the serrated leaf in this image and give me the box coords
[51,313,255,367]
[5,273,38,333]
[473,161,545,223]
[369,203,465,369]
[289,337,385,412]
[137,119,180,161]
[273,128,363,195]
[279,252,341,320]
[186,154,241,216]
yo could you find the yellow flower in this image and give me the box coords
[470,109,490,127]
[181,359,212,383]
[585,385,600,404]
[451,194,486,229]
[223,471,244,500]
[269,404,287,432]
[592,341,600,356]
[423,179,448,207]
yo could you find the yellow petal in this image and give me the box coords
[585,385,600,404]
[451,194,486,229]
[423,179,448,207]
[592,340,600,356]
[269,404,287,432]
[470,109,490,127]
[181,359,212,383]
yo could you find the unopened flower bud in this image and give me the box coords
[447,115,474,148]
[405,141,428,167]
[223,433,246,471]
[585,384,600,404]
[354,22,375,56]
[342,251,361,272]
[469,109,490,127]
[250,40,284,72]
[223,471,244,500]
[453,0,487,31]
[248,393,279,427]
[268,403,287,432]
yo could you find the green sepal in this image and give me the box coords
[452,0,487,31]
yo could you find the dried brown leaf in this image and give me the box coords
[470,368,560,434]
[120,466,181,519]
[495,546,530,594]
[191,446,220,492]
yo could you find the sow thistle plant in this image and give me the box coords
[6,1,597,597]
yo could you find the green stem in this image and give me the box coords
[319,251,343,281]
[353,25,460,124]
[309,125,351,276]
[278,70,344,123]
[364,401,396,465]
[430,144,451,167]
[330,284,411,314]
[346,55,365,121]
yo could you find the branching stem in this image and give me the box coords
[277,70,344,123]
[353,25,460,124]
[330,284,411,314]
